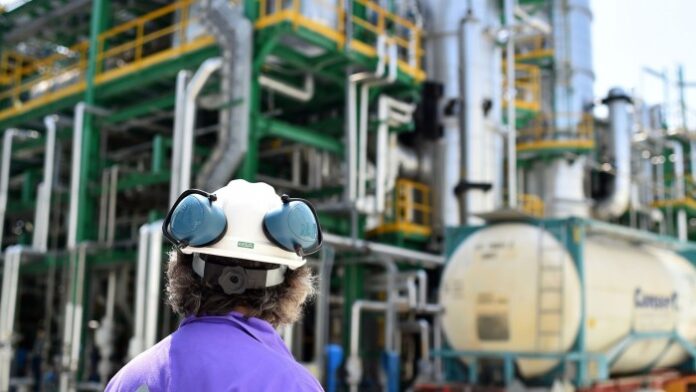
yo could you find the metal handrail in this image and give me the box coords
[503,63,541,112]
[256,0,424,80]
[0,0,209,111]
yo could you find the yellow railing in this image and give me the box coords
[503,63,541,112]
[515,34,554,63]
[0,0,214,120]
[518,194,544,217]
[255,0,425,81]
[370,179,432,238]
[516,112,596,153]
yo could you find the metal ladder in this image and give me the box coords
[535,223,567,351]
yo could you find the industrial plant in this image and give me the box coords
[0,0,695,390]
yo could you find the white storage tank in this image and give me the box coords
[440,222,696,378]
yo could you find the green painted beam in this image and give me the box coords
[256,116,343,156]
[103,94,175,124]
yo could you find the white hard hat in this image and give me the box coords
[163,179,322,270]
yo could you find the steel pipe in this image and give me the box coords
[323,233,444,267]
[67,102,109,249]
[197,0,252,190]
[260,74,314,102]
[32,116,58,251]
[595,88,633,219]
[170,70,191,205]
[666,140,687,240]
[0,129,38,246]
[179,57,223,192]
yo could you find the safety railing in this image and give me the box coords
[516,112,596,153]
[371,179,432,238]
[0,0,214,118]
[96,0,210,80]
[503,63,541,113]
[254,0,424,81]
[515,33,554,64]
[518,193,544,217]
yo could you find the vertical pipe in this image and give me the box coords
[180,58,223,192]
[313,245,335,383]
[170,70,191,205]
[144,221,163,349]
[0,246,20,392]
[106,165,118,247]
[0,130,17,247]
[504,0,517,208]
[457,11,473,224]
[679,65,688,131]
[67,103,86,249]
[129,225,149,359]
[34,116,58,251]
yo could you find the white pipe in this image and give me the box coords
[61,244,86,392]
[180,58,223,192]
[690,141,696,184]
[357,36,389,207]
[323,233,444,267]
[32,116,58,251]
[59,252,76,392]
[106,165,118,247]
[170,70,191,205]
[259,74,314,102]
[0,130,38,247]
[144,221,163,349]
[595,88,633,218]
[504,0,517,208]
[666,140,687,241]
[67,102,109,249]
[129,225,149,359]
[375,96,416,213]
[0,246,21,392]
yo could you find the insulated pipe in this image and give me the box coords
[313,245,335,383]
[0,246,22,392]
[595,88,633,219]
[0,129,38,247]
[456,10,475,224]
[323,233,444,267]
[197,0,252,190]
[60,244,87,392]
[690,141,696,185]
[67,102,109,249]
[144,221,163,349]
[32,116,58,252]
[504,0,517,208]
[179,57,223,192]
[259,74,314,102]
[376,96,416,213]
[399,320,432,381]
[170,70,191,205]
[129,225,150,359]
[347,300,390,392]
[347,35,389,205]
[357,38,397,210]
[666,140,687,241]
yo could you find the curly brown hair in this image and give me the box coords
[165,251,316,327]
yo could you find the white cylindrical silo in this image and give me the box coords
[440,223,696,378]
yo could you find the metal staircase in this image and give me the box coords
[535,223,567,351]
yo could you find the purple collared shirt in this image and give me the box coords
[106,312,323,391]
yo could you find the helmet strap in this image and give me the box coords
[192,254,287,295]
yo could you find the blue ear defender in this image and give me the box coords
[162,189,227,248]
[263,194,323,257]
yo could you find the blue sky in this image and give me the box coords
[592,0,696,128]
